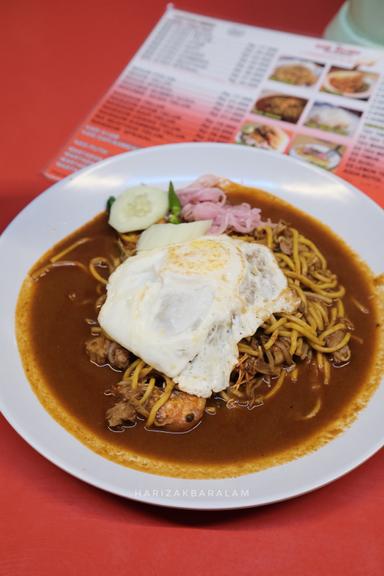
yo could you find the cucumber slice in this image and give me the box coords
[137,220,212,252]
[109,185,168,233]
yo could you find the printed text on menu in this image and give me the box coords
[45,7,384,206]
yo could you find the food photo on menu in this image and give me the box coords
[269,56,324,87]
[252,90,308,124]
[303,102,362,137]
[289,134,346,171]
[321,65,380,100]
[235,120,291,152]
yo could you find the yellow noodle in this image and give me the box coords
[306,312,318,332]
[264,317,288,334]
[123,358,141,381]
[278,329,296,338]
[303,290,332,304]
[290,367,299,383]
[32,260,89,280]
[313,301,328,325]
[262,225,273,249]
[89,257,112,285]
[328,307,338,328]
[299,236,327,268]
[312,333,351,353]
[300,250,318,266]
[317,280,338,290]
[285,270,345,298]
[325,286,346,299]
[351,297,369,314]
[141,365,154,379]
[50,237,91,263]
[284,322,324,345]
[323,357,331,385]
[238,343,259,357]
[316,351,324,370]
[288,281,308,310]
[300,255,308,276]
[132,359,145,390]
[263,370,286,401]
[299,395,322,420]
[312,270,336,283]
[265,349,275,369]
[90,270,108,285]
[292,229,301,274]
[146,378,175,427]
[308,303,324,331]
[276,253,295,270]
[264,329,280,351]
[140,377,156,404]
[289,330,298,355]
[281,314,317,335]
[337,299,345,317]
[320,322,346,340]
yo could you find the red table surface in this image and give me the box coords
[1,1,383,574]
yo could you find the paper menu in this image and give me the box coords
[45,7,384,207]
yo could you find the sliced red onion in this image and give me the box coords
[177,175,264,234]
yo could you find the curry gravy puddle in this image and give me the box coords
[16,185,384,478]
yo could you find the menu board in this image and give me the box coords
[45,7,384,207]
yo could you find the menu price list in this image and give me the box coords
[45,7,384,208]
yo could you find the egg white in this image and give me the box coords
[98,235,296,397]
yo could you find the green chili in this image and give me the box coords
[106,196,116,215]
[168,181,182,224]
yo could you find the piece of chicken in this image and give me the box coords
[85,335,130,370]
[150,389,206,432]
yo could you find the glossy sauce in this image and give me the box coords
[22,185,381,470]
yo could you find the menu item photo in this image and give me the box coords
[304,102,362,136]
[236,121,290,151]
[289,134,345,170]
[322,66,379,100]
[42,8,384,206]
[252,92,308,124]
[269,56,324,87]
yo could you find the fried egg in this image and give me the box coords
[98,235,297,397]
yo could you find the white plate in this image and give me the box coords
[1,143,383,510]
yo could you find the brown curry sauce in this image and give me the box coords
[16,184,383,477]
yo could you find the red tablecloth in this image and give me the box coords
[2,1,383,574]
